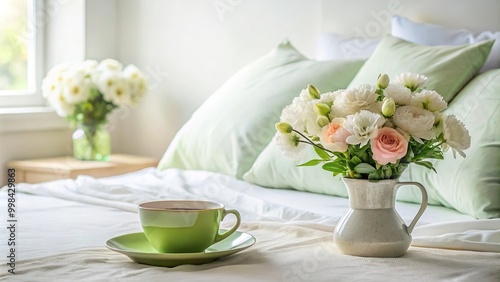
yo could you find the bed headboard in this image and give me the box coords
[320,0,500,36]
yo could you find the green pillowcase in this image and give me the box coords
[158,41,365,178]
[349,34,494,102]
[244,70,500,219]
[243,140,349,197]
[398,69,500,219]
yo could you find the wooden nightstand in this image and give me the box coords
[8,154,159,184]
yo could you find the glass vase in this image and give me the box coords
[72,123,111,161]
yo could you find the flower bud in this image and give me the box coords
[317,116,330,128]
[377,74,390,89]
[314,103,331,117]
[275,122,293,134]
[307,84,320,99]
[381,97,396,118]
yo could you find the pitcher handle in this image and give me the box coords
[396,181,428,234]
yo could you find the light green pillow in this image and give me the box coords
[244,70,500,219]
[243,140,349,197]
[158,41,365,178]
[349,34,494,102]
[398,69,500,219]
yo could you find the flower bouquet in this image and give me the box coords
[42,59,148,160]
[275,73,470,180]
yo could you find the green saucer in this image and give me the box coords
[105,230,256,267]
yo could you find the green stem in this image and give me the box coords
[294,129,334,154]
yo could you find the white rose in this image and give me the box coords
[412,90,447,112]
[393,105,436,142]
[332,84,379,117]
[442,115,471,158]
[344,110,385,147]
[384,84,412,106]
[394,72,428,92]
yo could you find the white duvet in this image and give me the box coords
[2,168,500,281]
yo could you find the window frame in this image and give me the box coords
[0,0,45,108]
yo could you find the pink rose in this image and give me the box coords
[320,118,350,152]
[370,127,408,165]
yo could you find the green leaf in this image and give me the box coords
[354,163,376,174]
[350,156,362,165]
[314,146,331,160]
[368,170,381,180]
[383,167,392,178]
[297,159,324,167]
[415,161,436,173]
[322,162,346,174]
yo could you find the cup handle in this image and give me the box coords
[395,181,428,234]
[214,209,241,243]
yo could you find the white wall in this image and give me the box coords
[111,0,323,158]
[320,0,500,35]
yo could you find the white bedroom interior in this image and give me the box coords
[1,0,500,280]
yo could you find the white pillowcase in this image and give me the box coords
[391,14,500,72]
[316,32,379,60]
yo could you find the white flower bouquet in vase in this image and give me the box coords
[42,59,148,161]
[275,73,471,257]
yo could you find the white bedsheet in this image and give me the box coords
[1,168,499,281]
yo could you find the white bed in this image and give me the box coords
[1,168,499,281]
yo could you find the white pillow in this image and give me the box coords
[316,32,379,60]
[391,14,500,72]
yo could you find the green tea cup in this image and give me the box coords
[138,200,241,253]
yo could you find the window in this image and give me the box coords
[0,0,44,108]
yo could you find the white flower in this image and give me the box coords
[42,64,68,98]
[412,90,447,112]
[98,71,131,106]
[82,60,97,70]
[442,115,471,158]
[48,90,75,117]
[332,84,379,117]
[393,106,436,142]
[61,68,92,104]
[91,59,122,85]
[394,73,428,92]
[124,65,148,106]
[275,132,306,159]
[42,77,62,99]
[280,88,318,135]
[344,110,385,147]
[384,84,412,106]
[319,90,342,105]
[97,59,123,72]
